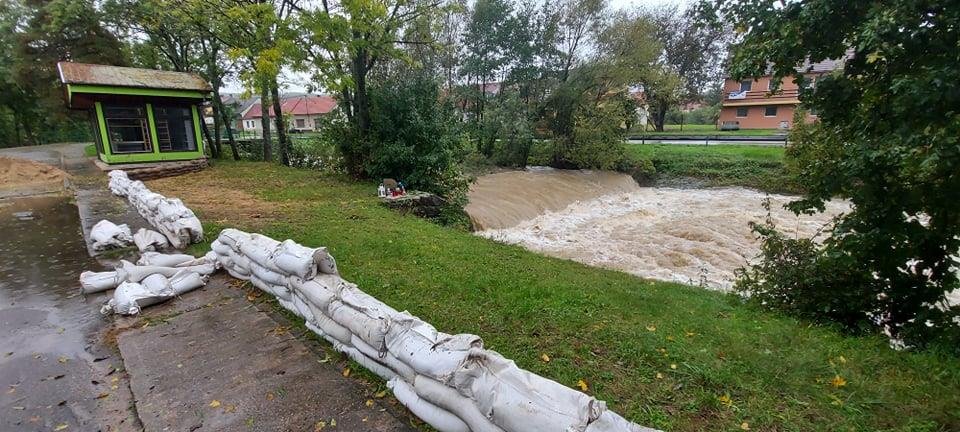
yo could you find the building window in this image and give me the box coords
[739,80,752,92]
[295,118,306,128]
[103,105,151,154]
[736,107,748,117]
[154,105,197,152]
[764,106,778,117]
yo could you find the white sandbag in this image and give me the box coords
[385,318,480,381]
[156,198,195,223]
[328,300,390,350]
[137,252,196,267]
[116,260,216,283]
[278,297,300,315]
[387,378,470,432]
[170,216,203,243]
[413,375,505,432]
[339,285,401,318]
[451,348,605,432]
[211,239,233,256]
[225,265,252,281]
[272,240,338,279]
[79,270,121,294]
[249,275,292,301]
[175,251,220,268]
[584,411,660,432]
[291,294,316,322]
[249,261,288,287]
[140,273,171,293]
[133,228,168,252]
[101,280,174,315]
[351,334,417,382]
[332,341,398,381]
[107,170,129,195]
[90,220,133,251]
[308,305,354,345]
[169,270,207,295]
[218,228,250,251]
[290,277,337,311]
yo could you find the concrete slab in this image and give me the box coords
[117,278,413,432]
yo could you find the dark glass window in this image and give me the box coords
[89,109,104,155]
[739,80,752,92]
[154,105,197,152]
[104,105,151,153]
[736,107,748,117]
[764,106,778,117]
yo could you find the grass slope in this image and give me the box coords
[630,124,783,136]
[626,144,801,194]
[164,162,959,432]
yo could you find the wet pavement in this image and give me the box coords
[0,144,417,431]
[0,196,139,431]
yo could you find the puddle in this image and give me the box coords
[0,195,119,430]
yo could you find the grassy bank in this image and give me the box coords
[152,161,959,432]
[625,144,801,194]
[630,124,782,136]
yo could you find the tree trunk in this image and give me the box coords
[259,85,273,162]
[270,81,290,166]
[653,104,668,132]
[210,86,224,158]
[219,104,240,161]
[12,110,22,147]
[351,48,370,137]
[199,114,217,157]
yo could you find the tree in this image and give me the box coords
[299,0,448,177]
[8,0,128,145]
[643,5,728,131]
[700,0,960,350]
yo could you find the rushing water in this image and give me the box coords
[468,168,849,290]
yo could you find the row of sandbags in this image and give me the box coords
[108,170,203,249]
[89,219,171,253]
[80,252,219,315]
[210,228,655,432]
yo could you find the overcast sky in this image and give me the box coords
[222,0,688,94]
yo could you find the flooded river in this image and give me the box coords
[468,168,848,290]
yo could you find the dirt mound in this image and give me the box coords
[0,157,69,193]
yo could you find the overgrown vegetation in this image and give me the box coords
[624,144,799,193]
[702,0,960,351]
[153,161,960,432]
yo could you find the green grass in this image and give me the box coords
[168,161,960,432]
[626,144,801,194]
[83,144,97,157]
[630,124,783,136]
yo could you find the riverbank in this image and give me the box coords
[625,144,801,194]
[150,160,959,432]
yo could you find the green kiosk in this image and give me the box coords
[58,62,212,165]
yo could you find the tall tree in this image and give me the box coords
[700,0,960,350]
[299,0,447,177]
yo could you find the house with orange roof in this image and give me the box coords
[240,94,337,133]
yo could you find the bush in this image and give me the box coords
[287,136,344,173]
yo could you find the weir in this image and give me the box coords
[467,167,848,289]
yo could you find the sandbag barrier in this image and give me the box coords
[108,170,202,249]
[211,228,656,432]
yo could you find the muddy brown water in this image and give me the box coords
[0,196,136,430]
[467,167,849,290]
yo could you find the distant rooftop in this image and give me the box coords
[57,62,212,92]
[243,94,337,119]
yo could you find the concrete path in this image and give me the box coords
[0,144,414,432]
[117,276,412,432]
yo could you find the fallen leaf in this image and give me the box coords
[645,325,656,332]
[318,354,331,364]
[365,399,374,407]
[225,404,236,413]
[684,331,696,337]
[54,424,68,431]
[670,364,677,370]
[655,372,663,380]
[330,418,336,427]
[342,368,351,377]
[576,379,588,392]
[740,422,751,430]
[718,394,733,408]
[314,420,326,431]
[838,355,847,364]
[95,393,109,399]
[540,353,550,363]
[830,375,847,388]
[266,392,275,401]
[209,400,221,408]
[58,356,69,364]
[374,390,387,398]
[666,336,675,342]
